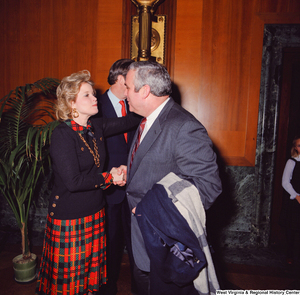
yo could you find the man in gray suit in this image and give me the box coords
[124,61,222,295]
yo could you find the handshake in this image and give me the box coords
[110,165,127,187]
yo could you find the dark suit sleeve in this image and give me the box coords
[92,113,141,138]
[174,120,222,210]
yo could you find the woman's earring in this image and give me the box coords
[72,108,79,118]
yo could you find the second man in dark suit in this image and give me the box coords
[97,59,137,295]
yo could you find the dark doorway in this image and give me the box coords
[270,48,300,245]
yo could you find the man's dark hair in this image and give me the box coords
[107,59,134,85]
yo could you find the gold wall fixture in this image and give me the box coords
[130,0,166,64]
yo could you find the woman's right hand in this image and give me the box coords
[296,195,300,204]
[110,167,126,186]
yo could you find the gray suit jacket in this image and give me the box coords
[126,98,222,272]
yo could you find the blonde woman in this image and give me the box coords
[35,70,140,295]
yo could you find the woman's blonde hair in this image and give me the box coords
[55,70,94,121]
[291,135,300,157]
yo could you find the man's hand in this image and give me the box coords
[296,195,300,204]
[118,165,127,183]
[110,167,126,186]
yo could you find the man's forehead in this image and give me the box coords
[125,70,135,83]
[127,69,135,77]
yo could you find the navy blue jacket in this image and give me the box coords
[135,183,206,287]
[98,90,137,204]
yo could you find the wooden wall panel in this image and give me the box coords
[95,0,123,92]
[175,0,260,165]
[0,0,124,98]
[1,0,300,166]
[258,0,300,13]
[174,0,202,118]
[173,0,300,165]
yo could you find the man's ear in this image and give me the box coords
[117,75,125,85]
[141,84,151,98]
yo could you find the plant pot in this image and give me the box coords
[12,253,37,283]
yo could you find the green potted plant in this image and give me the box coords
[0,78,60,282]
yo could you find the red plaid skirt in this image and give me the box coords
[35,209,107,295]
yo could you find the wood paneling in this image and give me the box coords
[95,0,124,92]
[173,0,300,165]
[0,0,99,92]
[174,0,261,165]
[258,0,300,13]
[174,0,202,118]
[0,0,124,97]
[1,0,300,166]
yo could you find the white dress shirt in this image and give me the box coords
[140,97,170,143]
[107,89,126,118]
[282,155,300,199]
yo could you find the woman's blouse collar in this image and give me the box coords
[64,119,92,135]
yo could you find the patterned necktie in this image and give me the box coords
[130,118,147,169]
[119,100,128,143]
